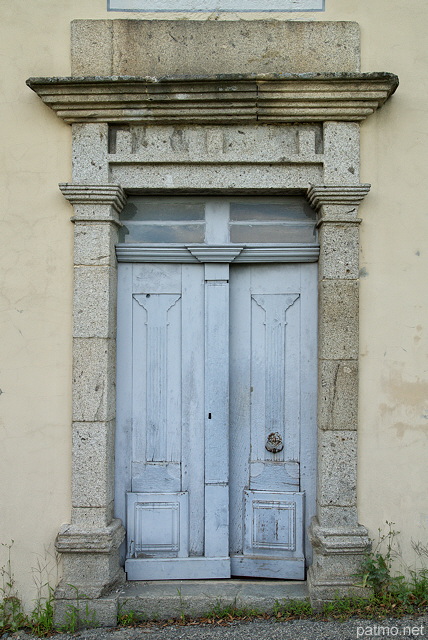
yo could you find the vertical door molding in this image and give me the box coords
[306,183,372,605]
[55,182,127,606]
[204,263,230,560]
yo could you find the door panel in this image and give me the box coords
[229,264,316,579]
[121,263,230,579]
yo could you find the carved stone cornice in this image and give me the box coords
[307,184,371,210]
[59,183,127,211]
[27,73,398,125]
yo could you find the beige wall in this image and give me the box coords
[0,0,426,607]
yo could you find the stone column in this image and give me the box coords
[306,184,372,606]
[54,183,126,625]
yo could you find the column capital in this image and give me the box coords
[59,183,127,223]
[307,184,371,210]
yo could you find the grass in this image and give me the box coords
[1,524,427,634]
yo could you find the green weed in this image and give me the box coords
[204,599,263,621]
[60,585,98,632]
[273,598,313,620]
[0,541,28,633]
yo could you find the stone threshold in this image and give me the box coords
[113,579,308,620]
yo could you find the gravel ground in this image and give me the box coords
[6,614,428,640]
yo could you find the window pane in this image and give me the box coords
[121,197,205,221]
[230,197,316,222]
[230,223,316,243]
[119,223,205,243]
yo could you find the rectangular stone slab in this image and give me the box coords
[71,19,360,76]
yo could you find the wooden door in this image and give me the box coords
[117,262,230,580]
[229,263,317,579]
[116,261,316,580]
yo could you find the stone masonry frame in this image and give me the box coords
[28,47,398,622]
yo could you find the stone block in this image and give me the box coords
[308,517,371,605]
[72,421,115,508]
[323,122,360,184]
[71,20,361,77]
[308,567,371,608]
[73,266,117,338]
[71,506,115,528]
[72,338,116,422]
[72,123,109,183]
[58,552,123,598]
[74,222,119,267]
[318,223,360,280]
[318,280,359,360]
[71,20,114,77]
[317,506,358,529]
[310,549,366,582]
[110,162,323,191]
[317,431,357,506]
[318,360,358,430]
[54,597,118,628]
[108,123,323,163]
[117,581,308,621]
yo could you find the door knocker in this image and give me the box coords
[265,432,284,454]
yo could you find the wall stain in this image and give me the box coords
[380,364,428,439]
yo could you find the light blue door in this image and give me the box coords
[116,260,317,580]
[229,263,317,578]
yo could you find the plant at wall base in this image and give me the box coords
[359,521,400,595]
[118,601,148,626]
[0,541,28,633]
[203,599,263,622]
[28,586,54,637]
[28,547,60,636]
[354,522,428,616]
[273,598,313,620]
[60,585,98,632]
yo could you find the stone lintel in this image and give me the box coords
[56,518,125,553]
[27,74,398,125]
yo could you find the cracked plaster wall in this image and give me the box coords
[0,0,427,609]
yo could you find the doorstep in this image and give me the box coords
[114,579,308,620]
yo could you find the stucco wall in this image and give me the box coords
[0,0,426,608]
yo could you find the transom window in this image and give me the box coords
[118,196,317,246]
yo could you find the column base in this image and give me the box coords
[307,517,372,608]
[54,518,125,602]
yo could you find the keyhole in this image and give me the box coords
[208,413,212,419]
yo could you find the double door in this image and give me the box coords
[115,260,317,580]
